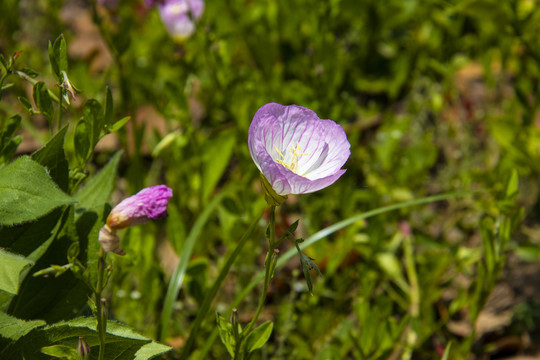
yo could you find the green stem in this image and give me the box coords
[402,232,419,360]
[178,212,263,360]
[95,247,107,360]
[243,206,276,336]
[195,191,481,358]
[56,86,63,133]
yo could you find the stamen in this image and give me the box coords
[274,143,309,174]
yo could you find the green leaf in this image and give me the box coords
[18,96,34,113]
[31,125,69,191]
[278,219,299,243]
[104,86,113,127]
[0,156,75,225]
[0,208,64,257]
[75,151,122,211]
[505,169,519,200]
[1,317,170,360]
[20,67,39,78]
[83,99,104,149]
[201,130,236,202]
[0,114,21,150]
[49,34,68,82]
[0,135,22,165]
[7,208,92,323]
[74,100,105,165]
[74,118,91,166]
[41,345,80,359]
[216,313,236,357]
[0,312,45,350]
[245,321,273,353]
[0,249,34,295]
[134,341,173,360]
[33,81,54,124]
[76,203,109,286]
[107,116,130,133]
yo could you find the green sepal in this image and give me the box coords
[260,173,287,206]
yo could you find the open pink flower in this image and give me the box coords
[249,103,350,197]
[157,0,204,40]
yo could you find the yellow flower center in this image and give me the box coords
[274,144,309,174]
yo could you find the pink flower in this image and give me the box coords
[106,185,173,230]
[99,185,173,255]
[157,0,204,40]
[249,103,350,197]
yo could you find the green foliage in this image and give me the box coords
[2,0,540,358]
[0,316,171,360]
[245,321,273,353]
[0,249,34,295]
[0,156,75,225]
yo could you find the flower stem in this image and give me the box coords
[95,247,107,360]
[178,212,263,360]
[57,86,63,133]
[243,206,276,336]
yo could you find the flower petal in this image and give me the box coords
[249,103,350,196]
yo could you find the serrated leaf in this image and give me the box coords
[245,321,273,353]
[7,208,92,323]
[33,81,54,124]
[0,249,34,295]
[0,208,64,257]
[1,317,168,360]
[0,312,45,350]
[31,125,69,191]
[0,156,75,225]
[75,151,122,211]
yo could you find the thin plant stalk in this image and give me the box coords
[243,205,276,336]
[95,247,107,360]
[57,86,63,133]
[178,211,263,360]
[161,189,236,342]
[402,231,419,360]
[195,191,480,359]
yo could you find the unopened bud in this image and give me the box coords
[77,336,90,360]
[106,185,173,230]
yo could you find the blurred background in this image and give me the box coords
[2,0,540,358]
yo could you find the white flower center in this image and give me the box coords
[274,144,309,175]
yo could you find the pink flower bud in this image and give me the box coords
[106,185,173,230]
[99,185,173,255]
